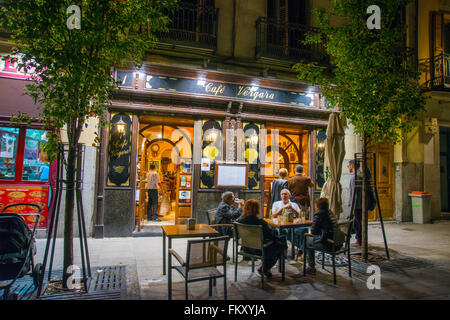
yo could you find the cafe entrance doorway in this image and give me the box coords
[136,116,194,230]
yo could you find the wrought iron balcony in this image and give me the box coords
[155,2,218,50]
[255,17,328,64]
[420,53,450,89]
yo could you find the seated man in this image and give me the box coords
[304,197,335,274]
[215,191,244,236]
[271,189,309,258]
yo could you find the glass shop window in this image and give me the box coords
[242,123,260,190]
[22,129,49,182]
[0,127,19,180]
[200,119,222,189]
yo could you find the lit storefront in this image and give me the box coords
[0,54,55,230]
[95,64,330,237]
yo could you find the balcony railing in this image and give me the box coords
[420,53,450,89]
[155,2,218,50]
[255,17,328,63]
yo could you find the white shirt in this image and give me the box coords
[272,200,300,214]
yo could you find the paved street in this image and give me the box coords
[34,220,450,300]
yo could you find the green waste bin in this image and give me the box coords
[408,192,432,224]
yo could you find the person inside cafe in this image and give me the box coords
[304,197,335,275]
[147,163,162,222]
[271,188,309,259]
[215,191,244,236]
[270,168,288,206]
[287,164,314,218]
[236,199,285,278]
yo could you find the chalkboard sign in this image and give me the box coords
[214,162,248,188]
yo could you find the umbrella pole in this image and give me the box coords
[372,153,390,259]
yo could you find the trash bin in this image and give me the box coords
[408,191,432,224]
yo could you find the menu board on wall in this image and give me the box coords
[215,163,248,188]
[0,185,49,229]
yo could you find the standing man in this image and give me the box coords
[287,164,315,218]
[270,168,288,208]
[348,160,362,246]
[147,163,162,222]
[348,160,376,246]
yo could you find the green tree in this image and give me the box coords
[294,0,425,261]
[1,0,176,287]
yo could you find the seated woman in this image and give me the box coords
[304,197,335,274]
[236,199,285,278]
[215,191,244,236]
[271,189,309,258]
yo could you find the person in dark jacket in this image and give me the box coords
[304,197,335,274]
[236,199,285,278]
[215,191,244,236]
[348,160,376,246]
[270,168,288,208]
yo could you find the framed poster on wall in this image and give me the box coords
[214,162,248,188]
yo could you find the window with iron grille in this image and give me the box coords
[257,0,326,63]
[156,0,218,49]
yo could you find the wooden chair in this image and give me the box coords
[168,235,230,300]
[233,222,285,289]
[303,219,353,284]
[206,208,235,263]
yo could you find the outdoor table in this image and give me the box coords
[264,218,313,260]
[161,224,219,275]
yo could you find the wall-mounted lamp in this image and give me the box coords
[250,134,259,145]
[116,118,126,133]
[208,131,218,142]
[317,142,325,149]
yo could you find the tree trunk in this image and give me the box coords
[361,131,368,261]
[62,144,76,288]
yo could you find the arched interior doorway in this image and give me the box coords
[136,117,194,230]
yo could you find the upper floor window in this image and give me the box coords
[156,0,218,49]
[257,0,326,62]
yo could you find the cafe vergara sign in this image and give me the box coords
[116,71,315,107]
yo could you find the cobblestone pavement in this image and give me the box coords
[34,220,450,300]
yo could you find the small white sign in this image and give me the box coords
[201,158,210,171]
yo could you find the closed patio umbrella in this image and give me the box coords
[320,112,346,218]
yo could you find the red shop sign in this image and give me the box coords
[0,185,49,229]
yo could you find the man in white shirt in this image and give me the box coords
[271,189,309,258]
[271,189,300,217]
[147,164,162,221]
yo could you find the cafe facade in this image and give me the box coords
[95,62,331,237]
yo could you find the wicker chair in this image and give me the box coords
[233,222,285,289]
[168,235,230,300]
[303,219,353,284]
[206,208,235,263]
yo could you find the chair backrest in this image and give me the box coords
[206,208,218,225]
[186,236,229,270]
[234,222,264,251]
[334,220,353,245]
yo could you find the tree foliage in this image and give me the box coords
[0,0,176,287]
[294,0,425,145]
[1,0,176,157]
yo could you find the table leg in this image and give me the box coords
[290,229,295,259]
[163,233,166,275]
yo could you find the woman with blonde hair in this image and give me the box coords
[236,199,285,277]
